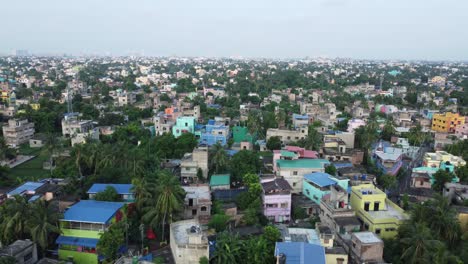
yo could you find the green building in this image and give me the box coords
[232,126,255,144]
[209,174,231,190]
[303,172,349,204]
[56,200,126,264]
[172,116,197,138]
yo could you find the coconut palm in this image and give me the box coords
[27,200,61,255]
[400,223,443,264]
[212,232,244,264]
[142,171,185,242]
[210,143,228,174]
[0,196,29,243]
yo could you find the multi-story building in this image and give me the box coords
[181,185,211,224]
[180,146,209,183]
[276,159,330,194]
[61,113,94,138]
[423,151,466,168]
[261,178,292,223]
[56,200,126,264]
[266,126,308,145]
[347,118,366,133]
[170,219,209,264]
[154,113,175,135]
[292,114,310,128]
[350,184,409,239]
[372,142,403,176]
[431,112,465,133]
[2,119,35,146]
[302,172,349,204]
[172,116,196,138]
[0,240,38,264]
[349,232,384,264]
[117,91,137,106]
[197,122,230,146]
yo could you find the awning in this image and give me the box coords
[56,236,99,248]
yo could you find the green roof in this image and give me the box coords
[280,150,297,158]
[276,159,330,169]
[210,174,230,186]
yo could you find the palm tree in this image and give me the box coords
[131,174,157,212]
[426,195,461,246]
[142,171,185,242]
[72,143,85,178]
[210,143,228,174]
[0,196,29,243]
[27,200,61,255]
[44,133,61,176]
[400,223,443,264]
[212,232,244,264]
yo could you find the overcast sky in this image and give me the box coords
[2,0,467,60]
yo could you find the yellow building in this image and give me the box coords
[30,103,41,111]
[423,151,466,168]
[431,112,465,133]
[350,184,409,239]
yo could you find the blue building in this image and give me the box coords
[196,120,230,146]
[303,172,349,204]
[87,184,135,202]
[274,242,325,264]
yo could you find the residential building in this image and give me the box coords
[423,151,466,168]
[319,184,360,237]
[197,121,230,146]
[117,91,137,106]
[350,184,409,238]
[232,126,255,144]
[273,147,318,171]
[302,172,349,204]
[170,219,209,264]
[181,185,211,224]
[431,112,465,133]
[292,113,310,128]
[87,184,135,202]
[153,113,175,135]
[443,182,468,205]
[61,113,94,138]
[276,159,330,194]
[180,146,209,183]
[56,200,126,264]
[274,242,326,264]
[411,166,459,189]
[349,232,384,264]
[372,142,403,176]
[209,174,230,190]
[266,126,308,145]
[172,116,196,138]
[0,240,38,264]
[261,178,292,223]
[347,119,366,133]
[2,119,35,146]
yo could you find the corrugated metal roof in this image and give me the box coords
[274,242,325,264]
[56,236,99,248]
[87,184,134,195]
[63,200,125,223]
[304,172,337,187]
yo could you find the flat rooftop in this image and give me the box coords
[182,185,211,201]
[367,201,409,221]
[171,219,207,245]
[353,232,382,244]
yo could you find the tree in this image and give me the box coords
[298,125,323,151]
[0,256,16,264]
[263,225,281,244]
[381,120,396,141]
[199,256,209,264]
[230,150,261,184]
[210,143,228,174]
[266,136,282,151]
[94,186,121,202]
[27,200,61,255]
[212,232,244,264]
[400,223,443,264]
[432,170,454,193]
[208,214,230,232]
[142,171,185,242]
[377,174,397,190]
[97,222,125,262]
[0,195,29,244]
[325,164,337,176]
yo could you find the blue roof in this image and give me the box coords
[87,184,134,195]
[332,162,353,169]
[226,150,238,156]
[63,200,125,224]
[8,182,45,196]
[207,119,216,125]
[304,172,337,187]
[56,236,99,248]
[275,242,325,264]
[28,195,41,202]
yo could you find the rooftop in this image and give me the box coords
[7,182,45,196]
[304,172,337,187]
[171,219,207,245]
[182,185,211,201]
[277,159,329,169]
[0,240,35,256]
[87,183,134,194]
[209,174,230,186]
[262,178,292,194]
[353,231,383,244]
[274,242,325,264]
[62,200,125,224]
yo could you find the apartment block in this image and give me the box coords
[2,119,35,146]
[431,112,465,133]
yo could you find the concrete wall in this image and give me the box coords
[263,193,291,223]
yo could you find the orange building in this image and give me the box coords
[431,112,465,133]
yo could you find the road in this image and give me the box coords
[398,145,430,194]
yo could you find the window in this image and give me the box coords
[293,182,297,187]
[188,199,194,206]
[306,189,310,195]
[201,206,207,212]
[293,171,298,176]
[24,252,33,262]
[192,209,197,215]
[375,228,381,234]
[374,202,380,211]
[280,203,288,208]
[364,202,370,211]
[336,258,345,264]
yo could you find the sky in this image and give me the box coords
[2,0,468,60]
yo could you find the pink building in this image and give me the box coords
[261,178,292,223]
[272,146,319,172]
[455,118,468,139]
[347,118,366,133]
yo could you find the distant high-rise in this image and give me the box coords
[14,49,29,57]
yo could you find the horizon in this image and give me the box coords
[2,0,468,61]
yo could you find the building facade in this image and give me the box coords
[431,112,465,133]
[2,119,35,146]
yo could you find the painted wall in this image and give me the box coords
[61,228,102,239]
[263,193,291,222]
[303,180,331,205]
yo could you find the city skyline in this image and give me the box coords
[2,0,468,60]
